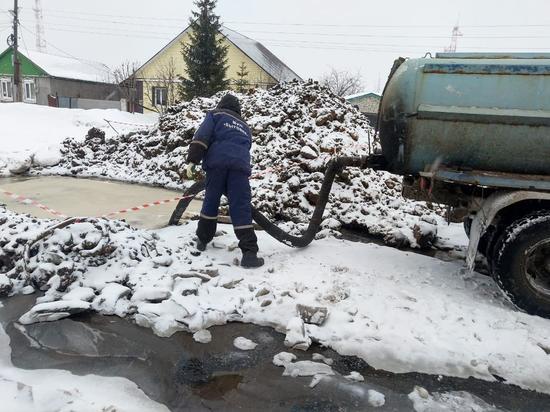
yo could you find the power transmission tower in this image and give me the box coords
[33,0,46,52]
[444,25,463,53]
[8,0,21,102]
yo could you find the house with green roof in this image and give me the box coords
[0,47,121,109]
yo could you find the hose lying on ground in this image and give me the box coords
[169,156,378,248]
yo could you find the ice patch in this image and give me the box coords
[233,336,258,351]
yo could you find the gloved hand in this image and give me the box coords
[186,163,201,180]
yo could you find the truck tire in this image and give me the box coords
[492,210,550,317]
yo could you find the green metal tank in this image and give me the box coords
[378,53,550,176]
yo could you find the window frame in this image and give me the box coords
[0,77,13,101]
[23,79,36,103]
[153,86,168,107]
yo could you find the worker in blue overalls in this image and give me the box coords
[186,94,264,268]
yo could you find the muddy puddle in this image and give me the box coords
[2,295,550,411]
[0,176,201,229]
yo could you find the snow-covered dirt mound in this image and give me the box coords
[43,80,443,248]
[2,207,550,395]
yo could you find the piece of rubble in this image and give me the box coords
[344,371,365,382]
[273,352,297,367]
[62,287,96,302]
[297,304,329,326]
[19,300,91,325]
[92,283,131,315]
[413,222,438,249]
[173,277,202,296]
[0,274,12,297]
[131,287,170,303]
[284,317,311,351]
[282,361,335,378]
[368,390,386,407]
[312,353,333,366]
[193,329,212,344]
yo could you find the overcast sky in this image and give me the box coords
[1,0,549,93]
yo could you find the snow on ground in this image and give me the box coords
[0,303,167,412]
[0,103,157,175]
[1,209,550,395]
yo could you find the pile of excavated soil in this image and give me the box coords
[41,80,442,248]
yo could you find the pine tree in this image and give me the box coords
[179,0,229,100]
[235,61,250,93]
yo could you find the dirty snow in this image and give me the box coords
[409,386,499,412]
[1,210,549,395]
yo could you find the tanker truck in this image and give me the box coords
[378,52,550,317]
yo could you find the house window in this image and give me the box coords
[1,78,13,101]
[153,87,168,106]
[23,79,36,103]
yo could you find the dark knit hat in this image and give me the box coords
[217,93,242,116]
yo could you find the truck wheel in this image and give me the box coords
[492,210,550,317]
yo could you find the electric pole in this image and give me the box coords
[444,25,463,53]
[33,0,46,52]
[11,0,22,102]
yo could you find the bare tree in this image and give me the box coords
[143,57,180,115]
[113,61,141,112]
[319,68,364,97]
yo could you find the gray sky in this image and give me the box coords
[1,0,550,93]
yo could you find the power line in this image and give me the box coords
[17,16,550,41]
[18,22,114,76]
[18,7,550,29]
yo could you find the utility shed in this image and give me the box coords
[345,91,381,127]
[134,25,302,113]
[0,47,121,109]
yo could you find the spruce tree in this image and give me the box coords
[179,0,229,100]
[235,61,250,93]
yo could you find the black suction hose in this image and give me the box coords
[169,156,377,248]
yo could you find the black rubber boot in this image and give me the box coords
[195,239,207,252]
[235,227,264,268]
[196,218,217,249]
[241,251,265,268]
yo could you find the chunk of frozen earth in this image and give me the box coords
[62,287,95,302]
[19,300,91,324]
[282,361,335,378]
[131,287,170,303]
[300,145,318,159]
[345,371,365,382]
[233,337,258,351]
[173,277,202,296]
[368,390,386,407]
[8,156,32,174]
[408,387,500,412]
[284,316,311,351]
[0,274,12,297]
[297,304,329,326]
[193,329,212,344]
[312,353,333,366]
[273,352,297,367]
[92,283,131,315]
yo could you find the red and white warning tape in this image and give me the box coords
[0,188,196,221]
[0,189,69,219]
[101,196,192,218]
